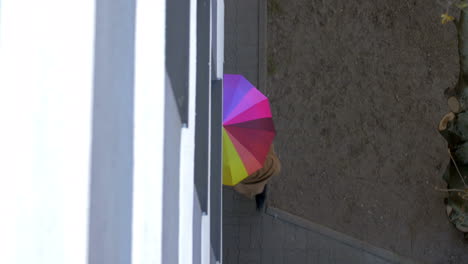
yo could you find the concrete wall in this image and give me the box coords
[88,1,136,263]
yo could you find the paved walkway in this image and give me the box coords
[223,187,419,264]
[224,0,266,89]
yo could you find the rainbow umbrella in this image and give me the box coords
[222,74,276,186]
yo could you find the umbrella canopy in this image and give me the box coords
[222,74,276,186]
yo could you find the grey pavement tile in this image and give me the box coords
[222,186,235,200]
[261,246,284,264]
[223,248,240,264]
[239,214,263,226]
[223,35,237,46]
[236,0,258,16]
[306,230,320,249]
[282,221,299,249]
[230,192,256,215]
[223,224,240,250]
[317,236,335,264]
[249,220,263,249]
[223,189,236,215]
[307,248,319,263]
[224,216,240,226]
[239,223,251,249]
[261,215,286,249]
[232,200,257,216]
[283,224,308,249]
[284,249,308,263]
[318,246,333,264]
[306,231,321,263]
[236,67,259,81]
[239,249,261,264]
[294,226,309,249]
[223,223,239,238]
[237,49,258,62]
[331,242,365,264]
[224,66,239,76]
[223,239,240,256]
[222,247,230,264]
[362,252,393,264]
[223,246,229,261]
[236,29,258,46]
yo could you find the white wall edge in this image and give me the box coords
[201,214,211,264]
[132,1,166,264]
[215,0,224,79]
[178,0,198,263]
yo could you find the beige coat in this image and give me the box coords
[233,145,281,198]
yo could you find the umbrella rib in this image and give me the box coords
[223,117,276,132]
[223,98,270,125]
[224,88,267,122]
[222,128,248,185]
[223,75,255,120]
[225,128,263,170]
[225,127,269,168]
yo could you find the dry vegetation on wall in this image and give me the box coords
[438,0,468,237]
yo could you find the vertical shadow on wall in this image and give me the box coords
[87,0,136,263]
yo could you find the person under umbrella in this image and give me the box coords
[222,74,279,210]
[233,145,281,210]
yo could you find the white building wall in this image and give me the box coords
[0,0,95,263]
[0,0,221,263]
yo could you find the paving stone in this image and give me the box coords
[223,223,239,237]
[238,222,251,249]
[317,236,335,264]
[261,215,285,249]
[283,224,308,249]
[331,242,364,264]
[261,246,284,264]
[230,193,257,216]
[223,248,239,264]
[224,216,239,226]
[362,252,393,264]
[239,214,263,226]
[306,247,319,263]
[284,249,308,263]
[224,0,259,86]
[223,224,240,250]
[223,188,236,216]
[239,249,261,264]
[282,221,298,249]
[318,246,333,264]
[249,219,263,248]
[294,226,309,249]
[306,230,320,249]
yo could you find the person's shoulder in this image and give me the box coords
[265,150,281,175]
